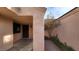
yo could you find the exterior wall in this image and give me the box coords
[0,17,13,50]
[29,25,33,39]
[14,33,22,43]
[57,11,79,50]
[45,8,79,50]
[12,7,46,51]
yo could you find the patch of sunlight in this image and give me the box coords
[3,34,13,44]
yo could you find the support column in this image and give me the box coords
[33,15,44,51]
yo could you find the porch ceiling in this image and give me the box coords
[0,8,33,25]
[14,16,33,25]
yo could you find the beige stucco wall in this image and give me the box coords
[29,25,33,39]
[45,8,79,50]
[0,17,13,50]
[57,11,79,50]
[12,7,46,51]
[13,32,22,43]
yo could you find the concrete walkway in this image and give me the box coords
[8,39,61,51]
[8,39,33,51]
[45,40,61,51]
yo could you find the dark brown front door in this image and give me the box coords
[22,25,29,38]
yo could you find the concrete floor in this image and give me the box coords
[45,40,61,51]
[8,39,33,51]
[8,39,61,51]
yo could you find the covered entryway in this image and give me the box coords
[0,7,46,51]
[10,16,33,51]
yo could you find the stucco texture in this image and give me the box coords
[0,17,13,50]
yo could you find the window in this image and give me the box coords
[13,22,21,34]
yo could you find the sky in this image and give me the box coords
[44,7,75,19]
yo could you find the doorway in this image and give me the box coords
[22,25,29,38]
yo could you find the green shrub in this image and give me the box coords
[51,36,75,51]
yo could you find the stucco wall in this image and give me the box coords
[13,33,22,43]
[0,17,13,50]
[29,25,33,39]
[57,11,79,50]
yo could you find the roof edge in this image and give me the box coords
[56,7,78,20]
